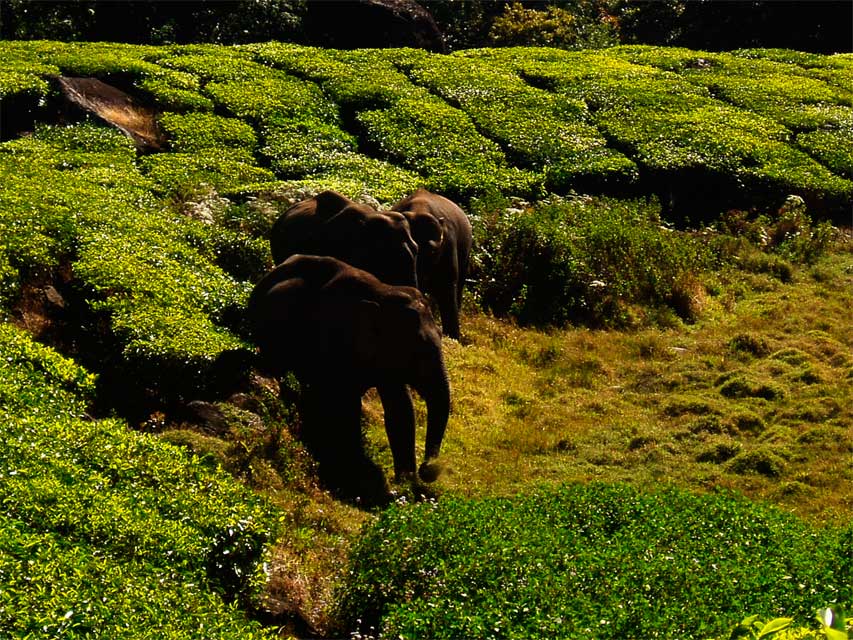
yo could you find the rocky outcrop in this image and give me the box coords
[54,76,165,152]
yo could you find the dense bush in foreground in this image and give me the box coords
[340,483,851,639]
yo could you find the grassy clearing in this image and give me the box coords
[363,244,853,521]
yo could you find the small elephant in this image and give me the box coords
[392,188,472,340]
[269,190,419,288]
[248,254,450,490]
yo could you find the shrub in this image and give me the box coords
[139,150,276,194]
[0,122,257,400]
[205,76,340,126]
[157,50,277,83]
[338,483,849,639]
[797,126,853,180]
[136,68,215,112]
[158,112,258,152]
[489,2,618,50]
[357,96,541,200]
[0,323,279,637]
[470,195,711,327]
[402,54,638,194]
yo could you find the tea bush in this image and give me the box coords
[0,122,255,398]
[470,195,711,327]
[0,324,279,638]
[401,53,639,193]
[357,96,540,200]
[158,112,258,152]
[139,149,276,194]
[339,483,851,640]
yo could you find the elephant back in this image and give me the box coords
[269,190,353,265]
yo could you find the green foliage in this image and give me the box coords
[404,52,638,193]
[205,76,339,126]
[159,112,258,152]
[358,96,540,200]
[489,2,618,50]
[139,149,276,194]
[0,121,254,397]
[471,195,710,327]
[797,127,853,181]
[339,483,851,639]
[0,324,279,638]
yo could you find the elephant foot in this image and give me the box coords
[418,458,443,483]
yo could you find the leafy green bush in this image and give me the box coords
[159,112,258,152]
[488,2,618,50]
[157,50,277,83]
[339,483,850,640]
[0,122,256,398]
[471,195,711,327]
[139,149,276,194]
[357,96,540,200]
[0,324,279,638]
[797,127,853,180]
[205,76,339,126]
[402,53,638,194]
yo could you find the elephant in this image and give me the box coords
[247,254,450,495]
[269,190,419,288]
[391,188,472,340]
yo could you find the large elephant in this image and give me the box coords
[391,188,472,340]
[269,190,419,288]
[247,254,450,495]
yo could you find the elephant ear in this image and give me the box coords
[326,206,368,257]
[313,190,353,221]
[404,211,444,255]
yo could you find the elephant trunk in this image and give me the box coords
[413,350,450,479]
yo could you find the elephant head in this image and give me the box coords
[392,189,473,340]
[269,190,419,288]
[400,208,444,291]
[248,254,449,484]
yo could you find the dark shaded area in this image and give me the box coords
[2,0,849,53]
[304,0,446,52]
[299,384,393,508]
[0,0,307,45]
[619,0,853,54]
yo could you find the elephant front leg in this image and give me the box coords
[377,383,417,481]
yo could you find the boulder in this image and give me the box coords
[53,76,165,152]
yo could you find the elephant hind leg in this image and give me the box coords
[299,383,390,506]
[435,282,460,340]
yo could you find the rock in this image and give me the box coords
[185,400,231,435]
[53,76,165,152]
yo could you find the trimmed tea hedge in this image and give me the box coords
[0,323,279,638]
[0,122,255,397]
[402,53,638,193]
[339,483,851,640]
[3,39,851,217]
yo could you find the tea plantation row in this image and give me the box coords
[1,41,852,217]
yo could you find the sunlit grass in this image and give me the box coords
[365,249,853,521]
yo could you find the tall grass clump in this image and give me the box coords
[470,195,711,327]
[338,483,851,640]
